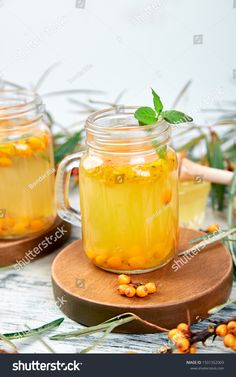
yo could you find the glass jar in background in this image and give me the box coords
[56,107,179,273]
[0,89,56,239]
[179,180,211,229]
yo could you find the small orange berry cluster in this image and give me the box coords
[117,274,157,298]
[168,323,196,354]
[216,321,236,351]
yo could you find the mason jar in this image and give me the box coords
[56,107,179,273]
[0,89,56,239]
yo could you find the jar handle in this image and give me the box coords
[55,151,83,227]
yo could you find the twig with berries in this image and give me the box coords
[163,318,236,354]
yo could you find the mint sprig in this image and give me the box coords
[134,88,193,159]
[134,88,193,125]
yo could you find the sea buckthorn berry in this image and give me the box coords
[128,256,146,269]
[28,136,45,151]
[168,328,178,340]
[216,324,228,337]
[136,285,148,298]
[86,250,96,260]
[172,330,184,344]
[107,256,122,269]
[223,333,236,348]
[0,143,15,157]
[95,255,107,266]
[13,222,28,234]
[177,323,190,334]
[5,218,16,228]
[124,286,136,298]
[118,284,130,295]
[227,321,236,335]
[189,345,197,354]
[117,274,131,285]
[175,337,190,353]
[30,219,44,230]
[207,224,219,233]
[162,189,172,205]
[0,157,12,167]
[145,282,157,294]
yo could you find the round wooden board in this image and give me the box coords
[51,228,233,334]
[0,216,71,267]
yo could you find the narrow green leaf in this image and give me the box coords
[54,131,82,165]
[50,314,136,340]
[162,110,193,124]
[80,325,115,353]
[3,318,64,340]
[206,132,225,211]
[134,107,157,125]
[178,227,236,256]
[178,134,206,152]
[151,88,163,115]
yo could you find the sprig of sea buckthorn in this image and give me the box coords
[117,274,157,298]
[164,319,236,353]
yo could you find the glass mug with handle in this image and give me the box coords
[55,107,179,274]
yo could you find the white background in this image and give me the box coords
[0,0,235,126]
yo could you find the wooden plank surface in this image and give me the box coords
[0,208,235,354]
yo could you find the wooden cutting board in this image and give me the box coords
[0,216,71,267]
[51,228,233,333]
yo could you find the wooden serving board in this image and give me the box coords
[0,216,71,267]
[51,228,233,333]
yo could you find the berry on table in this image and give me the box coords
[136,285,149,298]
[168,328,178,340]
[145,282,157,294]
[117,274,131,285]
[227,321,236,335]
[175,337,190,353]
[216,324,228,337]
[177,323,189,334]
[118,284,130,295]
[223,333,236,348]
[124,286,136,298]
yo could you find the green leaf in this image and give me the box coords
[134,107,157,125]
[156,145,167,159]
[162,110,193,124]
[50,313,136,340]
[151,88,163,115]
[54,131,82,165]
[3,318,64,340]
[178,134,206,152]
[206,132,225,211]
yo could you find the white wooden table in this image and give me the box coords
[0,209,235,354]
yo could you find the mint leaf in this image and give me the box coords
[151,88,163,115]
[161,110,193,124]
[134,107,157,125]
[156,145,167,159]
